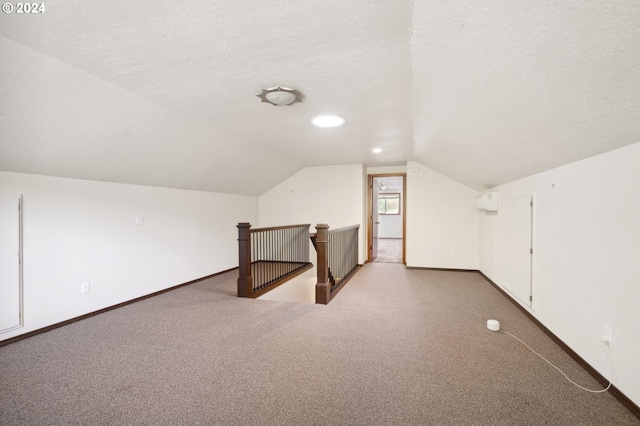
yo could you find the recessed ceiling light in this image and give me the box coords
[372,148,382,153]
[311,115,346,128]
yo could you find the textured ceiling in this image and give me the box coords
[1,0,639,195]
[412,0,640,189]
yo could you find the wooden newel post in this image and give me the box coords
[237,223,253,297]
[315,224,330,304]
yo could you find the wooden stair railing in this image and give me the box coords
[237,222,358,303]
[237,223,313,298]
[314,224,360,305]
[309,232,337,287]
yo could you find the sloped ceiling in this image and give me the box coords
[1,1,639,195]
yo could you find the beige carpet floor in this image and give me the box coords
[374,238,402,263]
[1,264,637,425]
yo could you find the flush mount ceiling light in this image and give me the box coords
[311,115,346,128]
[372,148,382,153]
[257,86,303,106]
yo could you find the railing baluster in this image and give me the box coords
[252,231,256,292]
[259,230,263,290]
[298,226,302,264]
[268,229,271,285]
[268,229,272,285]
[279,228,282,277]
[256,231,260,291]
[258,231,262,290]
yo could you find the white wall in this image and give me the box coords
[0,172,257,341]
[259,164,366,263]
[479,142,640,407]
[405,161,479,269]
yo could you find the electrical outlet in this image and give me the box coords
[81,281,90,295]
[449,250,455,258]
[601,325,612,347]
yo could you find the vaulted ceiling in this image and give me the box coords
[1,1,639,195]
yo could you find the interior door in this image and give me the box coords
[494,194,532,307]
[0,193,22,332]
[512,195,533,306]
[372,180,379,261]
[368,176,379,261]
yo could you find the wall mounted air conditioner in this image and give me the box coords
[475,192,498,212]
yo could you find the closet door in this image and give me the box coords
[0,194,22,332]
[494,194,532,307]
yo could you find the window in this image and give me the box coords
[378,193,401,215]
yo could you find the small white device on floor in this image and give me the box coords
[487,319,500,331]
[485,318,612,393]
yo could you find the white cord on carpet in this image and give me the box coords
[499,329,613,393]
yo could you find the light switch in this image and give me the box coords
[135,216,144,226]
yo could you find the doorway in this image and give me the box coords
[494,194,533,307]
[0,193,23,333]
[367,174,406,264]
